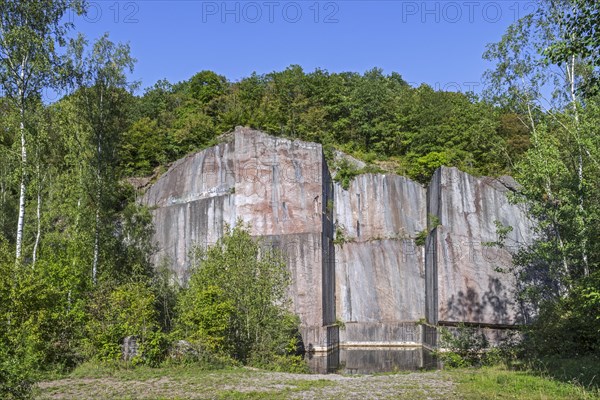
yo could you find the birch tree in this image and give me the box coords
[66,33,136,284]
[483,0,600,300]
[0,0,84,263]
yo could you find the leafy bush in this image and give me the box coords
[174,221,303,368]
[437,323,490,368]
[333,158,361,190]
[175,285,235,353]
[333,159,386,190]
[333,225,347,245]
[521,271,600,357]
[408,151,451,183]
[84,281,165,365]
[0,340,35,400]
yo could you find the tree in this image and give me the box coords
[0,0,85,262]
[484,0,600,354]
[66,33,136,283]
[544,0,600,96]
[84,281,163,365]
[175,221,300,365]
[484,0,599,280]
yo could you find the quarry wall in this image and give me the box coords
[142,127,535,352]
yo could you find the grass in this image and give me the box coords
[448,364,599,399]
[35,358,600,400]
[530,355,600,390]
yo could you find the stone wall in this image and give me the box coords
[425,167,535,326]
[143,128,534,350]
[333,174,427,345]
[142,128,334,351]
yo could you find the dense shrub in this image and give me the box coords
[84,281,167,365]
[437,324,490,368]
[174,221,303,368]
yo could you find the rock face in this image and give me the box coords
[333,175,427,345]
[142,128,534,351]
[143,128,336,351]
[425,167,535,327]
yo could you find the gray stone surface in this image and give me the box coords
[333,174,426,241]
[426,167,535,325]
[122,336,139,361]
[333,174,427,344]
[143,129,535,350]
[142,128,334,351]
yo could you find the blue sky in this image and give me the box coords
[69,1,538,94]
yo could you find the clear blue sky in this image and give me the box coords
[69,1,538,94]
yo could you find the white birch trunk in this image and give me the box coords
[15,102,27,262]
[567,55,589,277]
[32,171,42,267]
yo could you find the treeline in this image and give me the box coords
[122,67,529,182]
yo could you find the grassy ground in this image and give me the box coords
[35,360,600,400]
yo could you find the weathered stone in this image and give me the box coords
[334,174,426,241]
[169,340,200,361]
[142,127,335,351]
[426,167,535,325]
[143,128,535,352]
[122,336,139,361]
[333,174,427,344]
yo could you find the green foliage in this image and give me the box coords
[428,213,441,230]
[485,0,600,361]
[415,214,441,246]
[189,71,228,104]
[483,220,514,249]
[333,225,347,245]
[0,0,598,382]
[0,240,34,399]
[543,0,600,97]
[120,117,168,176]
[326,199,334,214]
[120,67,515,180]
[436,324,490,368]
[174,221,302,367]
[0,341,35,400]
[334,318,346,331]
[332,158,386,190]
[520,271,600,357]
[409,151,451,184]
[414,230,428,247]
[332,158,360,190]
[175,285,235,352]
[84,281,163,365]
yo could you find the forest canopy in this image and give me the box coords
[121,67,528,183]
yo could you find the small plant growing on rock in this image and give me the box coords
[334,318,346,330]
[415,230,428,246]
[415,214,442,246]
[333,225,347,245]
[326,199,334,214]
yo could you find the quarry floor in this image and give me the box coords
[35,362,598,400]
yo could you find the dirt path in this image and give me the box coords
[37,369,458,399]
